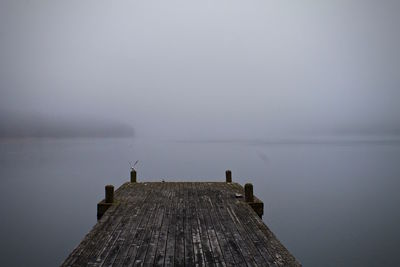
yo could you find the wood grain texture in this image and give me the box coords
[62,182,301,267]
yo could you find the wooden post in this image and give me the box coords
[105,185,114,204]
[245,183,254,202]
[130,170,137,183]
[226,170,232,183]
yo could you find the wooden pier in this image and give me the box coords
[62,171,301,266]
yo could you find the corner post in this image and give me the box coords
[226,170,232,183]
[245,183,254,203]
[105,185,114,203]
[130,170,137,183]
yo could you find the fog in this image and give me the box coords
[1,0,400,139]
[2,2,400,266]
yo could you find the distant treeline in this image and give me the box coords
[0,110,134,138]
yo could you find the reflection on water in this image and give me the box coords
[0,137,399,266]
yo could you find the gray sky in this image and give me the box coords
[1,0,399,139]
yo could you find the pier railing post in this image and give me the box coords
[130,170,137,183]
[245,183,254,203]
[105,185,114,204]
[226,170,232,183]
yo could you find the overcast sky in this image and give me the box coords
[1,0,399,139]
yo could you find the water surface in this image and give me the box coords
[0,137,399,266]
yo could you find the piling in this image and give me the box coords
[97,185,115,220]
[245,183,254,202]
[105,185,114,203]
[225,170,232,183]
[130,169,137,183]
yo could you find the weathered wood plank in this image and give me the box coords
[112,185,151,266]
[122,184,159,266]
[143,183,170,265]
[193,183,215,264]
[190,183,206,266]
[203,185,236,267]
[183,183,195,266]
[198,183,225,265]
[164,184,178,266]
[154,183,174,266]
[132,187,161,266]
[174,183,186,267]
[212,185,249,267]
[135,184,165,266]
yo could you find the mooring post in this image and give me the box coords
[245,183,254,202]
[97,185,115,220]
[105,185,114,204]
[226,170,232,183]
[130,169,137,183]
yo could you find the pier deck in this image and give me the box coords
[62,179,300,266]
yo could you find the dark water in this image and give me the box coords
[0,137,399,266]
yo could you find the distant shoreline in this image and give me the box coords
[0,110,134,139]
[171,135,400,146]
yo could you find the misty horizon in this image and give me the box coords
[1,108,400,140]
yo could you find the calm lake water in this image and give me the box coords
[0,137,399,266]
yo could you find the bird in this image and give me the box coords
[129,160,139,171]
